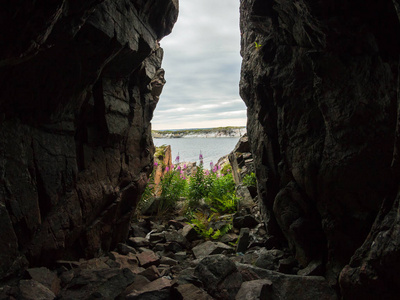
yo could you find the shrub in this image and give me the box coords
[242,172,257,187]
[159,166,187,212]
[187,163,213,205]
[190,211,233,240]
[205,173,238,214]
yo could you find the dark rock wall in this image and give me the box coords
[240,0,400,297]
[0,0,178,279]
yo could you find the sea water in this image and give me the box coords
[153,137,240,167]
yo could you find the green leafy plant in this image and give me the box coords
[254,41,262,49]
[205,173,237,214]
[158,166,187,213]
[242,172,257,187]
[187,163,213,205]
[190,211,233,240]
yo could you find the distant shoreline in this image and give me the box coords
[152,126,246,139]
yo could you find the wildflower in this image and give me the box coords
[165,166,169,172]
[227,169,231,173]
[177,165,181,171]
[175,153,180,163]
[154,161,158,167]
[205,170,210,176]
[199,151,203,160]
[210,161,214,168]
[217,174,220,178]
[221,173,224,177]
[183,164,187,169]
[213,166,218,173]
[217,165,221,170]
[180,170,184,174]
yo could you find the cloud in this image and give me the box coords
[152,0,246,130]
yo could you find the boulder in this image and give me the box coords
[19,280,56,300]
[128,237,150,248]
[233,215,258,229]
[59,268,135,299]
[195,255,242,300]
[235,279,272,300]
[182,224,199,242]
[254,249,285,271]
[236,264,337,299]
[26,267,61,296]
[192,241,234,259]
[236,228,250,253]
[126,277,172,300]
[137,251,160,268]
[174,283,213,300]
[165,231,187,245]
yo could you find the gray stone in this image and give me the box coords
[128,237,150,248]
[236,228,250,253]
[233,215,258,229]
[182,224,199,242]
[160,256,178,266]
[165,231,187,245]
[235,279,272,300]
[19,280,56,300]
[59,268,135,299]
[117,243,137,255]
[254,249,285,271]
[26,267,60,296]
[298,260,323,276]
[174,283,213,300]
[195,255,242,300]
[137,251,160,268]
[236,263,337,299]
[149,232,166,243]
[192,241,234,259]
[126,277,172,299]
[139,265,161,281]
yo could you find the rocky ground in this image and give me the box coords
[0,195,337,300]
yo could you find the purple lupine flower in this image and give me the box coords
[165,166,169,172]
[199,151,203,160]
[175,153,180,163]
[177,165,181,170]
[221,173,224,177]
[205,170,210,176]
[213,166,218,173]
[210,161,214,168]
[183,164,187,169]
[180,170,184,174]
[217,165,221,170]
[154,161,158,167]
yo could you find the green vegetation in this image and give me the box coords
[158,166,187,212]
[190,211,233,240]
[242,172,257,187]
[137,153,241,240]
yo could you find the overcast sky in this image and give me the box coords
[151,0,247,130]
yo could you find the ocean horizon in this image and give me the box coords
[153,137,240,167]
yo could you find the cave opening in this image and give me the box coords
[151,0,247,166]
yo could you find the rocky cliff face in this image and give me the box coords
[0,0,178,279]
[240,0,400,297]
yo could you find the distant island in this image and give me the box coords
[152,126,246,138]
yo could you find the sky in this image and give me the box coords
[151,0,247,130]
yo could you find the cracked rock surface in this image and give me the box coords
[0,0,178,279]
